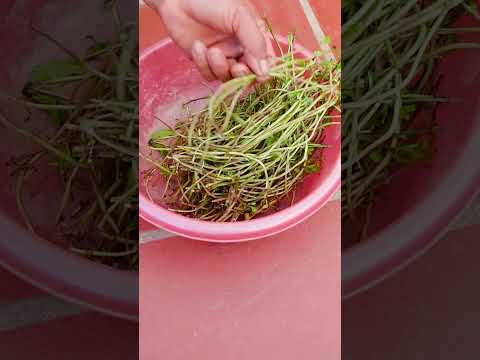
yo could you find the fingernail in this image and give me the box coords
[259,59,269,76]
[192,41,202,55]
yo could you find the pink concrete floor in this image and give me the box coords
[140,202,340,360]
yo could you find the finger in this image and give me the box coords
[237,55,254,74]
[228,58,250,78]
[213,38,244,58]
[265,34,275,59]
[207,47,232,82]
[230,61,251,78]
[237,55,268,83]
[242,52,270,82]
[191,40,216,81]
[186,1,269,76]
[257,20,276,58]
[230,6,270,77]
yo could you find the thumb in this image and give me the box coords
[229,6,270,76]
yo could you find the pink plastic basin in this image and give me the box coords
[342,17,480,298]
[139,38,341,242]
[0,1,137,320]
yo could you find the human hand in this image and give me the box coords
[146,0,275,82]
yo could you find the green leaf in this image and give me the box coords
[305,163,321,174]
[48,143,75,175]
[400,105,417,119]
[248,203,258,214]
[232,113,245,125]
[323,36,332,45]
[30,59,85,82]
[296,59,308,67]
[369,149,383,163]
[29,93,66,125]
[149,144,169,156]
[393,140,432,163]
[150,129,175,142]
[269,133,282,147]
[321,60,334,69]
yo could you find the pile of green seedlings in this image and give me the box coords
[0,3,138,269]
[341,0,480,243]
[146,35,340,222]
